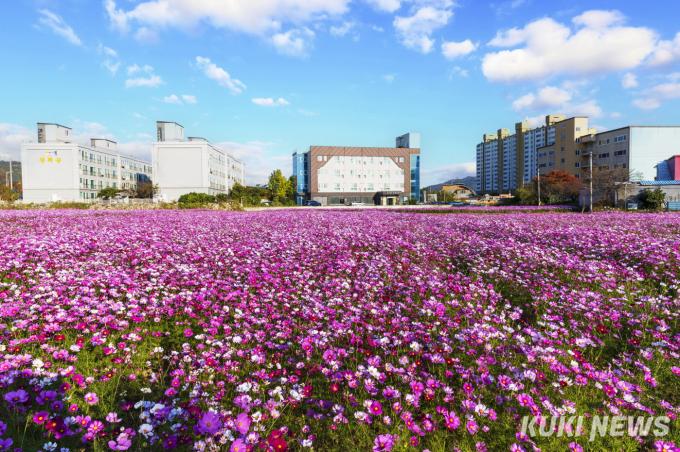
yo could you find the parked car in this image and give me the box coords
[449,202,465,206]
[351,201,366,206]
[304,200,322,206]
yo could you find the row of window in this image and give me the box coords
[314,169,405,177]
[80,178,118,190]
[318,183,405,191]
[315,156,407,164]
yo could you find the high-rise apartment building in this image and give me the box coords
[293,133,420,205]
[476,116,680,194]
[152,121,246,201]
[21,123,152,203]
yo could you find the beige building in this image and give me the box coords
[477,116,680,193]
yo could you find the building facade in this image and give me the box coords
[477,116,680,194]
[293,133,420,205]
[21,123,152,203]
[152,122,246,201]
[441,183,475,198]
[657,155,680,181]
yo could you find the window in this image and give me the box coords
[561,134,565,140]
[575,173,581,178]
[318,169,323,176]
[367,170,374,177]
[351,183,358,191]
[539,163,547,168]
[598,139,610,145]
[366,157,373,164]
[560,146,565,152]
[317,156,323,161]
[334,183,341,191]
[548,162,555,167]
[575,138,581,143]
[549,150,555,156]
[561,123,566,129]
[538,152,547,158]
[384,170,390,177]
[368,183,374,191]
[560,158,565,164]
[334,170,341,177]
[614,149,627,156]
[575,150,581,156]
[334,156,340,162]
[598,152,610,159]
[350,157,356,164]
[350,170,357,178]
[576,127,581,132]
[614,134,627,143]
[383,183,390,190]
[599,165,610,171]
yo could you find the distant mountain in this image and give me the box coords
[0,161,21,185]
[423,176,476,193]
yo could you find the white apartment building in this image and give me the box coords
[152,122,246,201]
[476,116,568,194]
[21,123,152,203]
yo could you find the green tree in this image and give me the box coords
[287,175,297,199]
[97,187,121,200]
[268,169,290,202]
[178,192,215,204]
[639,188,666,210]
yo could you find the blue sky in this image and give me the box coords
[2,0,680,185]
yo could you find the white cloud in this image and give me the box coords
[214,141,290,185]
[132,113,147,119]
[364,0,401,13]
[621,73,638,89]
[298,109,318,115]
[609,112,623,118]
[330,22,354,37]
[196,56,246,94]
[441,39,476,59]
[97,44,117,58]
[0,124,37,161]
[252,98,290,107]
[125,74,164,88]
[512,86,572,111]
[394,6,453,53]
[372,25,385,32]
[164,94,182,104]
[271,28,315,57]
[448,66,468,78]
[520,99,603,128]
[492,0,527,16]
[482,10,657,83]
[102,60,121,75]
[38,10,82,46]
[420,162,476,186]
[182,95,197,104]
[135,27,160,45]
[383,74,395,83]
[126,64,153,75]
[648,33,680,67]
[104,0,349,36]
[632,82,680,110]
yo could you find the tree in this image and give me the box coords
[268,169,290,203]
[533,170,582,203]
[288,175,297,198]
[178,192,215,204]
[0,186,20,203]
[96,187,121,200]
[581,168,635,207]
[136,181,158,199]
[639,188,666,210]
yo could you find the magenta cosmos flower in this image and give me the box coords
[373,434,397,452]
[235,413,250,434]
[198,411,222,435]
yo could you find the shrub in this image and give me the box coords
[178,192,216,204]
[639,188,666,210]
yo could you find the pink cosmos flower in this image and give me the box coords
[84,392,99,405]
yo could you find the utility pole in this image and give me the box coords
[589,151,593,212]
[537,164,540,206]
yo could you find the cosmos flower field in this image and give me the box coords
[0,209,679,452]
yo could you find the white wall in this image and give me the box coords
[21,143,79,203]
[630,128,680,181]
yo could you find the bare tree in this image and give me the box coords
[581,168,641,207]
